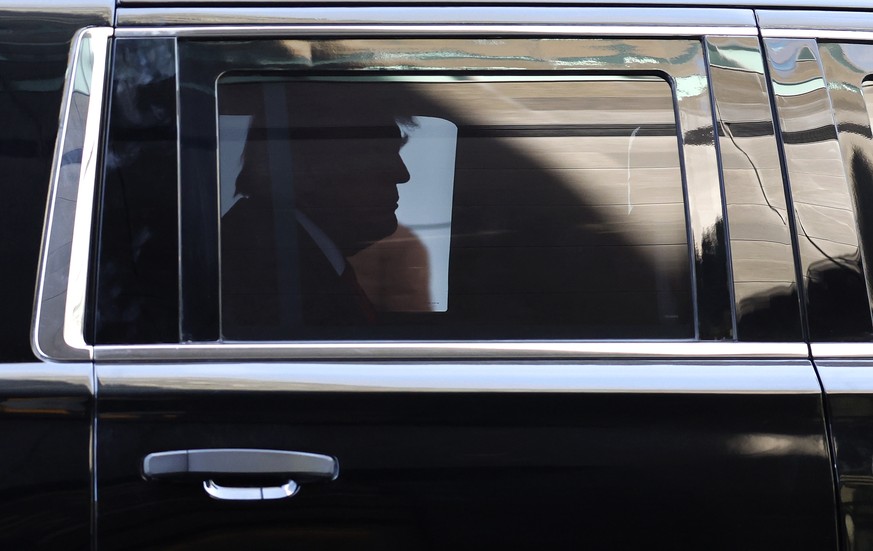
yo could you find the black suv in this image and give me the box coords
[5,1,873,549]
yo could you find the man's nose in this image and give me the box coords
[394,153,411,185]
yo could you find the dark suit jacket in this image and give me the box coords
[221,196,372,340]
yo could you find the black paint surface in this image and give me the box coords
[0,4,107,550]
[98,386,837,550]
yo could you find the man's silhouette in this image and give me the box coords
[221,83,412,338]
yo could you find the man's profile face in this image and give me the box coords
[292,117,411,256]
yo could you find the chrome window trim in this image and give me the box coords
[758,10,873,38]
[96,360,820,394]
[115,7,756,32]
[761,29,873,41]
[814,361,873,392]
[94,342,809,362]
[812,345,873,359]
[115,25,757,39]
[32,27,112,362]
[0,0,114,20]
[112,0,873,8]
[0,362,92,395]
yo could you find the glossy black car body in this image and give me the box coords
[0,3,109,549]
[6,1,873,550]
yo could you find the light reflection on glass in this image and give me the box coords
[766,38,872,341]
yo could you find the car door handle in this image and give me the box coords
[142,448,338,501]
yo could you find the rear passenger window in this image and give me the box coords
[217,75,690,340]
[95,37,731,344]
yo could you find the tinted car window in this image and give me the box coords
[93,37,734,344]
[218,75,692,340]
[95,39,178,344]
[799,42,873,341]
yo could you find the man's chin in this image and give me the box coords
[372,220,400,244]
[344,217,398,255]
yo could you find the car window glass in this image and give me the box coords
[216,75,693,340]
[94,39,178,344]
[94,37,728,345]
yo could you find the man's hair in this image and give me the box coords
[228,80,421,199]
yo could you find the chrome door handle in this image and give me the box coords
[202,479,300,501]
[143,449,338,501]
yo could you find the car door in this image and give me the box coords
[760,9,873,551]
[36,6,838,550]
